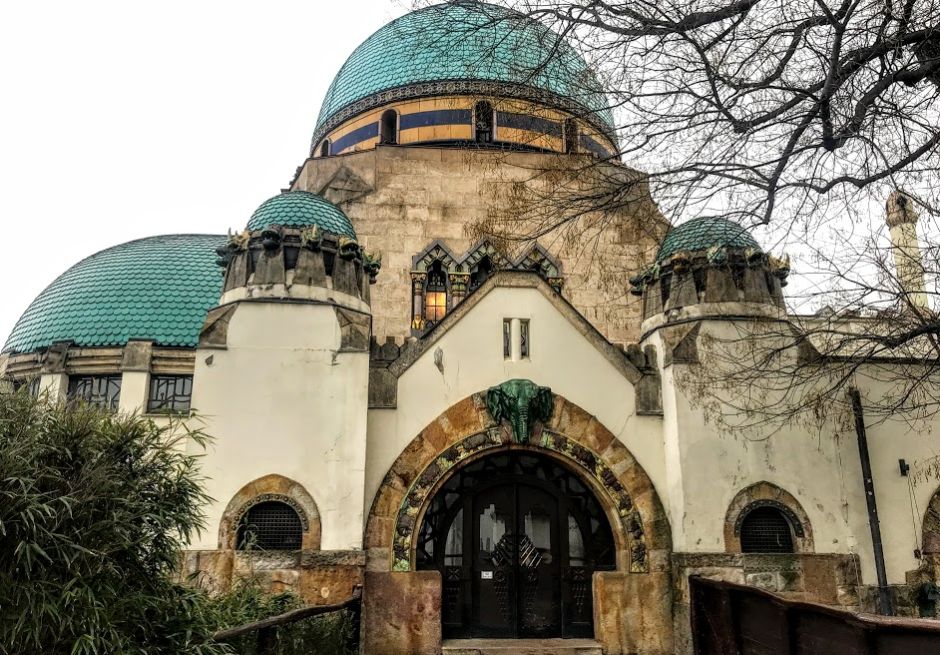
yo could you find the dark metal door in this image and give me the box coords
[472,482,561,637]
[416,452,616,640]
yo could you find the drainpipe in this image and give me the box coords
[849,387,893,615]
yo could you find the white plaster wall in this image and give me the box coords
[661,318,940,585]
[118,370,149,415]
[856,370,940,583]
[364,285,667,526]
[191,301,369,551]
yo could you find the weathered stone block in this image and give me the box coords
[363,571,441,655]
[593,571,673,655]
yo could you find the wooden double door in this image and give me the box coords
[417,452,615,639]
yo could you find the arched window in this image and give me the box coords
[236,500,303,550]
[469,254,494,291]
[380,109,398,145]
[424,260,448,324]
[319,139,331,157]
[564,119,579,153]
[474,101,493,143]
[739,506,795,553]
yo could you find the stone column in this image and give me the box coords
[410,272,426,331]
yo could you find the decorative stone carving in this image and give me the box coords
[390,429,649,573]
[485,378,554,444]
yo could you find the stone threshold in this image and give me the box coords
[442,638,603,655]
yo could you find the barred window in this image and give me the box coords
[237,501,303,551]
[740,506,795,553]
[148,375,193,413]
[67,375,121,411]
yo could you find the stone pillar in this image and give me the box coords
[119,340,153,414]
[593,571,674,655]
[410,272,426,331]
[448,271,469,306]
[362,571,441,655]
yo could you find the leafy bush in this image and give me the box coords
[0,391,226,655]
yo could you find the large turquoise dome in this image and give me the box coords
[313,1,614,145]
[246,191,356,238]
[3,235,225,354]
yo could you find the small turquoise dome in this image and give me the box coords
[314,1,613,143]
[657,218,761,263]
[3,235,225,354]
[246,191,356,238]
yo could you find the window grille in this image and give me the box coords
[237,501,303,551]
[520,319,530,358]
[740,506,795,553]
[67,375,122,411]
[503,319,512,358]
[147,375,193,413]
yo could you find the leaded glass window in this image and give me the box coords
[147,375,193,414]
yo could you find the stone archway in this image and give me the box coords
[724,481,814,554]
[219,473,321,551]
[363,390,674,655]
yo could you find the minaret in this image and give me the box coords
[885,190,929,311]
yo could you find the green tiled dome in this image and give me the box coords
[657,218,761,263]
[314,1,614,139]
[3,235,225,355]
[246,191,356,238]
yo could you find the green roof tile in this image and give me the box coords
[657,218,761,263]
[315,2,614,137]
[3,234,225,354]
[246,191,356,238]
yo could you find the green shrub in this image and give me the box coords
[0,391,226,655]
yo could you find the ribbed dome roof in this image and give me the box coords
[247,191,356,238]
[313,1,613,143]
[656,218,761,263]
[3,235,224,354]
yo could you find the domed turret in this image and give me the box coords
[216,191,379,305]
[630,217,789,323]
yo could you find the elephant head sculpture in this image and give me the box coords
[485,379,554,444]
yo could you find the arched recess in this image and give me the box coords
[219,474,321,551]
[922,485,940,556]
[364,391,671,573]
[724,481,814,553]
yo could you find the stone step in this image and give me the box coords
[441,638,603,655]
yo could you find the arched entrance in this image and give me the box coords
[416,451,615,638]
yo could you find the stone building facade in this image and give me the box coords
[3,3,940,654]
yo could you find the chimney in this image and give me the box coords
[885,190,929,310]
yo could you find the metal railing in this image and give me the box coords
[214,588,361,655]
[691,576,940,655]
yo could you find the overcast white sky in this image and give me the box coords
[0,0,409,344]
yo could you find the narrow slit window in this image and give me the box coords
[520,319,530,358]
[503,319,511,358]
[380,109,398,145]
[474,101,493,143]
[564,119,578,153]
